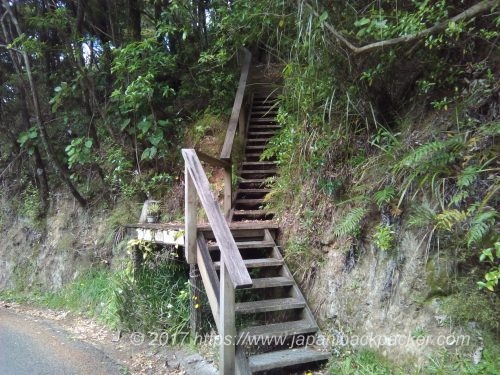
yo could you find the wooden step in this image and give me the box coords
[238,320,318,341]
[249,276,294,289]
[232,209,272,216]
[239,169,277,175]
[245,145,268,150]
[251,111,278,117]
[238,178,267,187]
[245,154,267,161]
[235,297,305,314]
[250,118,278,123]
[208,240,275,251]
[248,131,278,137]
[241,161,276,167]
[248,124,281,130]
[213,258,283,270]
[246,138,270,144]
[236,188,272,194]
[248,348,330,373]
[234,198,265,206]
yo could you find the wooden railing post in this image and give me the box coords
[185,165,197,264]
[220,260,236,374]
[223,165,232,219]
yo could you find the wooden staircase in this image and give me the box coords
[211,93,327,373]
[182,53,328,374]
[200,226,329,374]
[231,94,279,222]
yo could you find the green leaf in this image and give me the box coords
[354,18,371,27]
[319,11,328,23]
[84,139,93,149]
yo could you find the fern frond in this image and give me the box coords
[408,204,436,228]
[373,186,396,208]
[333,207,368,237]
[395,140,449,171]
[435,209,467,231]
[456,165,480,189]
[467,210,497,248]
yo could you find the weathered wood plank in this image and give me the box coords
[196,234,220,329]
[220,48,252,160]
[220,261,236,374]
[248,348,330,373]
[196,150,231,169]
[235,297,305,314]
[185,166,197,264]
[223,165,232,218]
[182,149,252,289]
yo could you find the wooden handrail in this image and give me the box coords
[220,48,252,161]
[182,148,252,289]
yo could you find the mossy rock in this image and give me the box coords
[425,254,454,298]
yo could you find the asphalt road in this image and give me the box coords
[0,308,126,375]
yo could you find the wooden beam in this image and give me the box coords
[185,165,197,264]
[182,149,252,289]
[220,261,236,374]
[196,150,231,169]
[197,233,220,329]
[220,48,252,160]
[223,165,232,219]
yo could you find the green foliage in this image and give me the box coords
[333,207,368,238]
[65,137,94,169]
[115,241,190,333]
[41,267,119,327]
[17,127,38,155]
[328,349,401,375]
[477,242,500,292]
[373,223,395,251]
[373,186,396,209]
[19,182,42,221]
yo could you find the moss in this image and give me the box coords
[442,277,500,333]
[425,254,453,298]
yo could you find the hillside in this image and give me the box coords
[1,0,499,373]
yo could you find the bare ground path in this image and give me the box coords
[0,301,218,375]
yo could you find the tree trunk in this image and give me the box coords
[1,0,87,207]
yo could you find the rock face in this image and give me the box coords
[0,196,116,292]
[304,228,479,364]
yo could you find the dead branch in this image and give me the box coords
[307,0,499,54]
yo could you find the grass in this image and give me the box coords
[0,244,191,336]
[328,343,500,375]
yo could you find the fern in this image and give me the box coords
[467,210,497,248]
[435,209,467,231]
[395,140,451,171]
[333,207,368,237]
[456,165,480,189]
[407,204,435,228]
[373,186,396,208]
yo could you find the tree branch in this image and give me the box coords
[307,0,499,54]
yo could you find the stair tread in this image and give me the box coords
[208,240,275,251]
[235,198,265,204]
[242,161,276,166]
[245,145,269,150]
[236,297,305,314]
[250,276,294,289]
[213,258,283,269]
[248,348,330,372]
[232,209,271,215]
[248,125,281,129]
[239,178,267,183]
[237,188,272,193]
[238,320,318,340]
[239,169,277,174]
